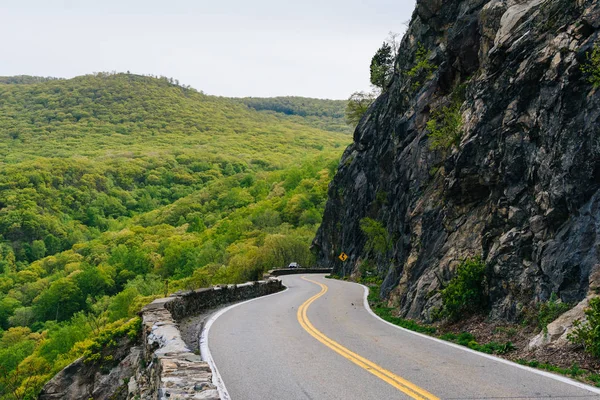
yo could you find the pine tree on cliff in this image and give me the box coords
[369,42,394,89]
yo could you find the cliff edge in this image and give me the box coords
[314,0,600,321]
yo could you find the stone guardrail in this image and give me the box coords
[265,267,333,277]
[141,278,283,399]
[39,278,283,400]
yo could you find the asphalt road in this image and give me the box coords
[206,274,600,400]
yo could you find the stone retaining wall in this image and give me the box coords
[165,280,282,320]
[266,268,333,277]
[141,278,283,399]
[39,278,285,400]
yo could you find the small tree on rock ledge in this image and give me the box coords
[345,91,376,127]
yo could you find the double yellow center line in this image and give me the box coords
[297,276,439,400]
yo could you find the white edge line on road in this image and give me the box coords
[359,283,600,395]
[200,285,290,400]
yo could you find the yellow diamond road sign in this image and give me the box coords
[338,252,348,262]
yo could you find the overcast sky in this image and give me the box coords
[0,0,415,99]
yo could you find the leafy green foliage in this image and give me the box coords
[0,72,345,164]
[83,317,141,367]
[0,76,57,85]
[581,43,600,88]
[359,218,391,255]
[357,259,380,284]
[427,99,463,150]
[32,278,86,323]
[369,33,400,90]
[427,82,467,151]
[35,313,93,363]
[536,293,571,334]
[0,297,21,330]
[370,42,394,89]
[568,297,600,357]
[0,328,41,375]
[237,97,350,133]
[440,257,488,321]
[0,73,350,398]
[345,91,376,127]
[346,32,399,124]
[0,73,348,268]
[440,332,515,355]
[406,44,436,89]
[0,327,45,400]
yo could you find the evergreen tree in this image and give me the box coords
[370,42,394,89]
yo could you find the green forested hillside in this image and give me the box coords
[0,74,343,163]
[236,96,351,134]
[0,73,349,398]
[0,76,57,85]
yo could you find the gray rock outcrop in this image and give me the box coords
[528,296,591,350]
[314,0,600,321]
[39,339,141,400]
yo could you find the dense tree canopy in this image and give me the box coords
[0,73,349,398]
[237,96,351,134]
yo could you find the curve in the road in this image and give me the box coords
[298,277,439,400]
[200,287,290,400]
[204,274,600,400]
[357,282,600,396]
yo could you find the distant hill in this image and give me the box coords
[0,72,350,398]
[0,73,348,163]
[0,72,348,258]
[236,96,351,134]
[0,75,59,85]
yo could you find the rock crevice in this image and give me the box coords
[314,0,600,321]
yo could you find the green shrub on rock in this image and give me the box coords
[359,218,391,255]
[358,259,379,283]
[406,44,436,90]
[440,257,488,321]
[536,292,571,334]
[427,101,463,150]
[581,44,600,88]
[83,317,141,367]
[568,297,600,357]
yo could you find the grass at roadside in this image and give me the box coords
[516,359,600,386]
[439,332,515,355]
[366,283,436,335]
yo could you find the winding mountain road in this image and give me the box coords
[206,274,600,400]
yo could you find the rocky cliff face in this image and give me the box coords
[314,0,600,321]
[39,339,142,400]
